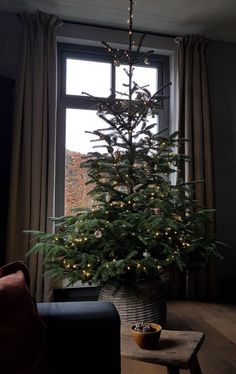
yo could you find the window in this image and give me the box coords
[56,43,170,216]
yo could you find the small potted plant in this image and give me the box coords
[131,321,162,349]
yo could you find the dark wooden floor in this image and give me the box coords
[122,301,236,374]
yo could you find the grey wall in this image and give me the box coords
[207,41,236,280]
[0,12,21,79]
[0,12,21,263]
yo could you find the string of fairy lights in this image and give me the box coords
[37,0,211,286]
[26,0,220,287]
[55,204,192,282]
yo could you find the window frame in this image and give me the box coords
[56,42,170,217]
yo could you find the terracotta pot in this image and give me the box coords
[131,322,162,349]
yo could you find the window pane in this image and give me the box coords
[66,59,112,97]
[115,65,158,98]
[65,108,109,214]
[65,108,159,214]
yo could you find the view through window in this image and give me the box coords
[57,44,169,216]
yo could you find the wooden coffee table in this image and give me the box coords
[121,322,205,374]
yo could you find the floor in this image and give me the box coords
[121,300,236,374]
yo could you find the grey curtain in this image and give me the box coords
[6,11,62,301]
[175,35,217,299]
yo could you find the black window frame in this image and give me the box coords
[56,42,170,216]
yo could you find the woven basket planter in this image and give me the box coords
[98,281,167,327]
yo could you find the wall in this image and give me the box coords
[207,41,236,285]
[0,76,15,265]
[0,12,21,79]
[0,12,21,263]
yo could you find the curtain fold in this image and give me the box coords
[175,35,217,299]
[6,11,62,301]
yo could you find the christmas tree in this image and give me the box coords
[27,0,222,288]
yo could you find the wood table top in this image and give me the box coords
[121,322,205,369]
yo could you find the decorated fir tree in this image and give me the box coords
[27,0,223,290]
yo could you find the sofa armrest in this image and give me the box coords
[37,301,121,374]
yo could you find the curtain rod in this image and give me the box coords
[62,19,177,39]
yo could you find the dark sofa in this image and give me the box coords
[37,301,121,374]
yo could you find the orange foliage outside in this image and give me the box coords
[65,150,93,215]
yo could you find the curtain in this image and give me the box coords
[6,11,62,301]
[175,35,217,300]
